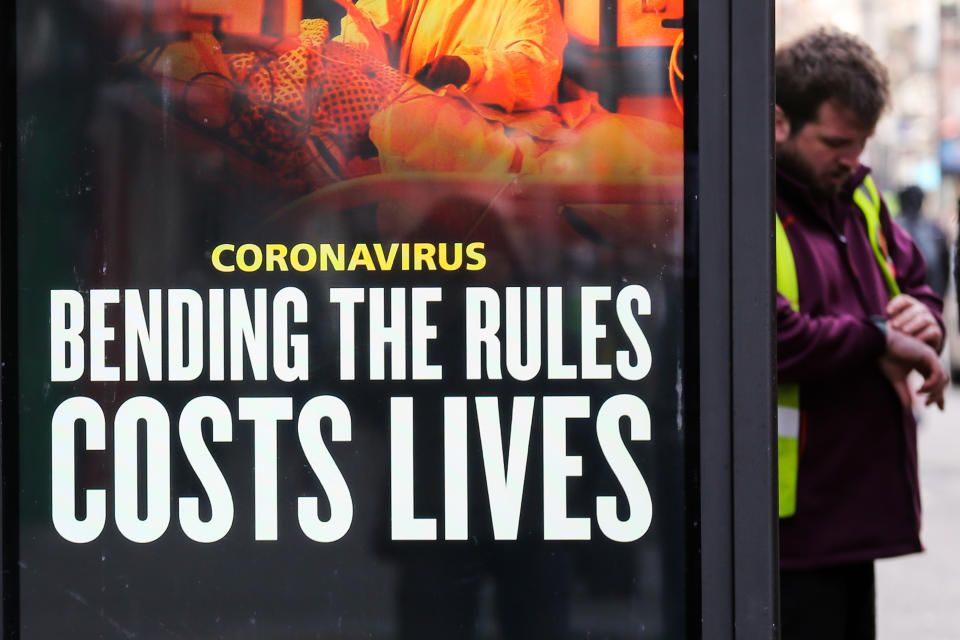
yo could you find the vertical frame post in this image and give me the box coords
[697,0,776,637]
[730,0,777,636]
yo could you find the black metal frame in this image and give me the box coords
[696,0,777,637]
[2,0,19,634]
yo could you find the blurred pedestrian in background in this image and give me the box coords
[895,185,950,299]
[774,27,949,640]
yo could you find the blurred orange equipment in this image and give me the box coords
[148,0,301,44]
[564,0,683,47]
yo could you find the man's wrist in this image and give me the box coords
[869,315,887,342]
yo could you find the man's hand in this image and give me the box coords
[881,328,948,410]
[887,294,943,352]
[415,55,471,90]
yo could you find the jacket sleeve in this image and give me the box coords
[454,0,567,111]
[337,0,413,65]
[882,202,946,349]
[955,232,960,329]
[777,293,887,383]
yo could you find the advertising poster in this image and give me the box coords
[10,0,695,637]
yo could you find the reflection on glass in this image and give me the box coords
[15,0,692,637]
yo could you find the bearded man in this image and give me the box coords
[774,27,948,640]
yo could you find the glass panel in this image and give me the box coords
[14,0,697,637]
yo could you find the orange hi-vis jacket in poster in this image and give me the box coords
[339,0,568,112]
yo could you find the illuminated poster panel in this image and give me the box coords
[11,0,695,637]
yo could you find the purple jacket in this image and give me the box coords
[776,165,944,570]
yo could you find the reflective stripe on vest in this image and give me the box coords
[853,176,902,298]
[776,174,900,519]
[775,213,801,518]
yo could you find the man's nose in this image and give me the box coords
[837,151,860,171]
[838,143,865,168]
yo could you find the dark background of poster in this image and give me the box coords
[12,1,692,638]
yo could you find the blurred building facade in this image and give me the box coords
[776,0,956,231]
[942,1,960,220]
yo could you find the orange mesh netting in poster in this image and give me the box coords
[128,18,407,189]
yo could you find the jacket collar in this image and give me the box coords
[776,164,872,227]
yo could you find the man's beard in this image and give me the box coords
[775,145,846,198]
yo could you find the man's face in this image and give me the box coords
[775,100,873,196]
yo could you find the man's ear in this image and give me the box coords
[774,105,791,143]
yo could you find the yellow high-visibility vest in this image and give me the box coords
[776,174,900,518]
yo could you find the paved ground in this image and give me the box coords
[877,383,960,640]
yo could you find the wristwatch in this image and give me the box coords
[869,315,887,338]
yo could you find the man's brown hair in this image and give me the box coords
[775,27,890,132]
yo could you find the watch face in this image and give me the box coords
[10,1,698,637]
